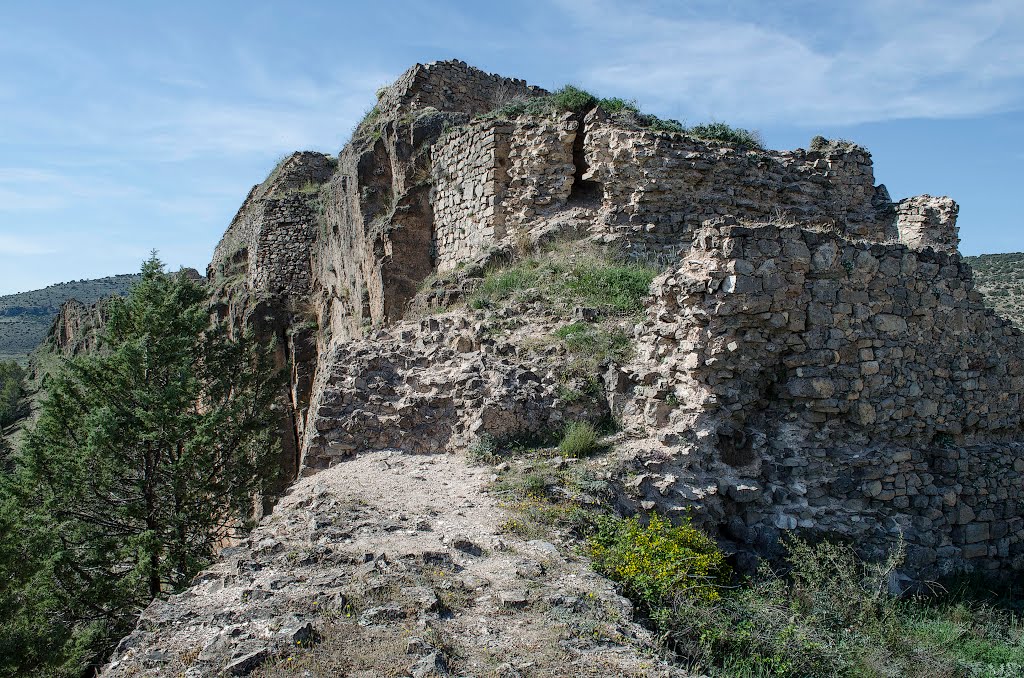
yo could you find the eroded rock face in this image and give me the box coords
[47,298,111,357]
[301,311,607,470]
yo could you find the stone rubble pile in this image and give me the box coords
[302,312,607,470]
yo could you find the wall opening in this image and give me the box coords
[568,114,602,205]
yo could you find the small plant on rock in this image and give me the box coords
[550,85,598,114]
[688,122,764,149]
[467,434,499,465]
[558,421,600,458]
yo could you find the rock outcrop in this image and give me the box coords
[195,59,1015,577]
[99,59,1024,675]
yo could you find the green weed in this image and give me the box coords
[558,421,600,458]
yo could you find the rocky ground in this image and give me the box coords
[102,450,685,677]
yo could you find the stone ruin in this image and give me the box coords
[197,59,1020,577]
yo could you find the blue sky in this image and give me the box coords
[1,0,1022,294]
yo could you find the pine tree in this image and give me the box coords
[0,254,282,676]
[0,360,24,429]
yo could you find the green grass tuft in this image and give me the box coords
[558,421,600,458]
[550,85,598,113]
[468,246,657,317]
[687,122,764,149]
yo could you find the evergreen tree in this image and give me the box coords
[0,361,24,428]
[0,254,281,676]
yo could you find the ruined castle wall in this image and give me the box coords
[208,152,335,297]
[628,222,1024,574]
[430,116,891,268]
[663,222,1024,441]
[501,116,578,227]
[377,60,544,120]
[896,194,960,254]
[582,122,886,258]
[431,116,579,270]
[249,197,319,295]
[431,121,512,271]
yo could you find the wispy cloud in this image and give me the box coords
[0,234,56,256]
[559,0,1024,126]
[0,167,140,212]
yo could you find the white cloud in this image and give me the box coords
[0,234,56,256]
[0,168,139,212]
[559,0,1024,126]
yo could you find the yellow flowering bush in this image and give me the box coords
[588,513,729,609]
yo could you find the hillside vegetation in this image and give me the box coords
[0,275,140,364]
[0,258,280,677]
[968,253,1024,328]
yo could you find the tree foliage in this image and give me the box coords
[0,361,24,429]
[0,254,282,676]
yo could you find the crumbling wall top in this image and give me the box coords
[375,60,546,119]
[896,194,960,254]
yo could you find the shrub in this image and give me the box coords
[558,421,599,458]
[688,122,764,149]
[0,360,25,427]
[809,135,858,152]
[466,434,498,465]
[589,513,730,609]
[354,106,382,141]
[598,97,640,114]
[550,85,598,114]
[639,114,686,134]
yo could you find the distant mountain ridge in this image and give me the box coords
[966,252,1024,328]
[0,274,140,363]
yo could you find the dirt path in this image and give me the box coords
[102,450,686,677]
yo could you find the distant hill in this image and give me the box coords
[966,253,1024,328]
[0,274,140,364]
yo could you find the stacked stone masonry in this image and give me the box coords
[208,151,335,297]
[430,116,958,265]
[618,221,1024,575]
[895,194,961,255]
[431,122,512,271]
[432,115,577,270]
[582,121,890,254]
[376,60,545,120]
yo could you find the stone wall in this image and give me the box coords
[208,151,335,297]
[662,221,1023,441]
[502,115,578,226]
[431,115,578,270]
[429,114,905,267]
[376,60,545,120]
[618,220,1024,575]
[431,121,512,271]
[582,121,889,256]
[896,194,960,254]
[301,312,605,470]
